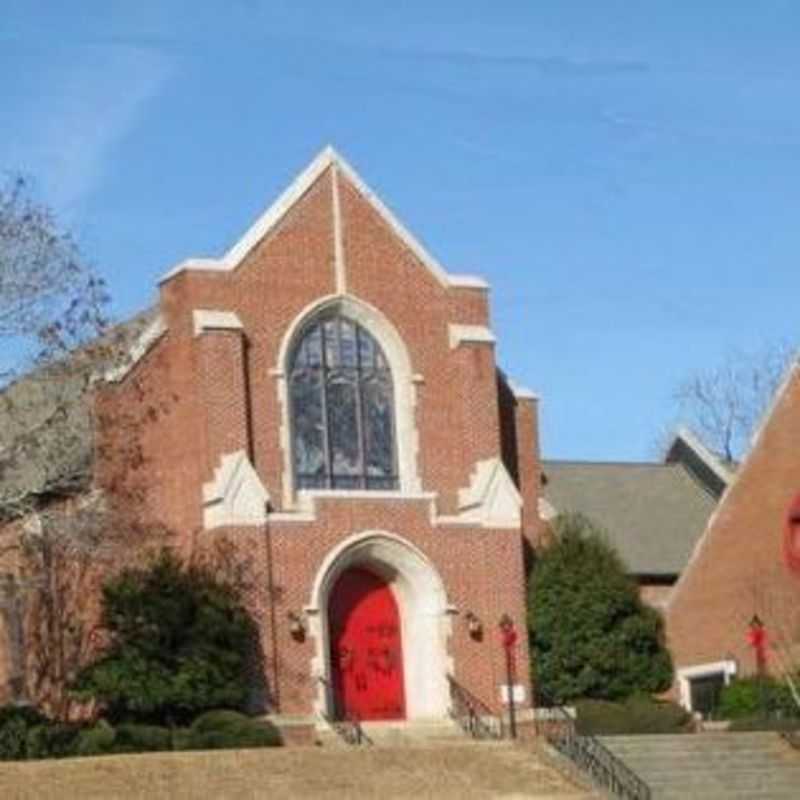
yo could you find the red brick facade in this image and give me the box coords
[666,363,800,708]
[35,149,541,729]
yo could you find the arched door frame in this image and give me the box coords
[305,530,453,720]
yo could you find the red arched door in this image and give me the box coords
[328,567,406,720]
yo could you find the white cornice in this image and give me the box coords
[508,379,540,401]
[448,324,496,349]
[158,145,488,291]
[193,309,244,337]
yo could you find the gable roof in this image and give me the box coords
[664,427,734,499]
[159,145,487,290]
[542,459,719,577]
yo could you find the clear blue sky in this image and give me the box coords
[2,2,798,460]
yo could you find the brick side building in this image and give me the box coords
[1,147,543,737]
[665,360,800,714]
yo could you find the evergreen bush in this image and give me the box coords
[529,513,673,703]
[0,706,48,760]
[73,551,256,725]
[718,676,799,720]
[186,709,282,750]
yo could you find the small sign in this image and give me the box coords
[500,684,526,704]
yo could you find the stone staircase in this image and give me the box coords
[315,717,471,747]
[599,732,800,799]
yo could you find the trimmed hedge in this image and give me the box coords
[0,705,282,761]
[575,696,691,736]
[184,709,282,750]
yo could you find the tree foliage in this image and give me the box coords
[73,551,256,725]
[528,513,673,703]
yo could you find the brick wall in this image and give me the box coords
[69,156,542,722]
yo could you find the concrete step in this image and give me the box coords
[599,732,800,800]
[316,717,472,747]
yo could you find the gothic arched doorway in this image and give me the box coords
[328,567,406,720]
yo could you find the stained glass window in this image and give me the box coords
[289,315,398,491]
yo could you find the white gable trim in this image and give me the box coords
[158,145,488,291]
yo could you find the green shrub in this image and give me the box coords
[73,551,257,725]
[184,710,282,750]
[25,723,81,760]
[74,720,117,756]
[0,706,49,761]
[575,696,691,736]
[529,514,673,703]
[190,709,251,732]
[112,723,173,753]
[718,677,798,720]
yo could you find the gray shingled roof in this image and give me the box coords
[541,460,718,577]
[0,307,159,517]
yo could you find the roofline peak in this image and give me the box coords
[158,146,489,290]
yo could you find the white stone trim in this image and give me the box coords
[448,324,496,349]
[448,274,489,289]
[538,497,558,522]
[677,660,737,711]
[192,309,244,337]
[454,458,522,529]
[158,145,487,290]
[671,427,734,486]
[508,379,540,401]
[274,294,422,509]
[202,450,269,529]
[102,315,167,383]
[331,163,346,294]
[307,530,452,721]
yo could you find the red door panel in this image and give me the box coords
[329,568,405,720]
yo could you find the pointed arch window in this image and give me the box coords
[289,314,398,491]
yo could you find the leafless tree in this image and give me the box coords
[674,342,795,463]
[0,175,170,715]
[0,175,108,381]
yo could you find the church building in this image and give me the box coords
[57,147,544,739]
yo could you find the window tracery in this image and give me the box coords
[289,314,398,491]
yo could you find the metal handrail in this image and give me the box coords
[534,691,651,800]
[316,675,370,746]
[447,675,504,740]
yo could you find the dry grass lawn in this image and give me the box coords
[0,741,595,799]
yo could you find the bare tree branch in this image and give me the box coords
[674,342,796,462]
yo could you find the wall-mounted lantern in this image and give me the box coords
[287,610,307,641]
[464,611,483,640]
